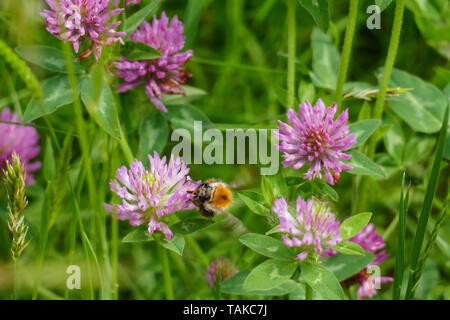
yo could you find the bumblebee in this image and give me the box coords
[189,179,232,218]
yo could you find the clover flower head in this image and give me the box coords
[0,109,41,184]
[206,257,238,288]
[276,99,356,185]
[104,151,200,241]
[114,12,193,112]
[272,196,342,261]
[323,223,393,299]
[41,0,126,61]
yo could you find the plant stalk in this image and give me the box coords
[335,0,359,109]
[158,241,174,300]
[286,0,296,109]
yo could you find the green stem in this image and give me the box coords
[62,43,108,298]
[305,282,313,300]
[382,214,399,241]
[119,125,135,164]
[367,0,405,159]
[335,0,359,110]
[171,214,209,268]
[72,185,96,300]
[13,260,17,299]
[111,206,119,300]
[356,0,405,211]
[393,173,408,300]
[185,235,209,268]
[286,0,296,108]
[65,206,78,300]
[32,186,51,300]
[158,241,174,300]
[61,43,97,218]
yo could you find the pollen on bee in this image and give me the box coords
[211,184,232,209]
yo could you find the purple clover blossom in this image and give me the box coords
[104,151,200,241]
[114,12,193,112]
[206,257,238,288]
[0,109,41,185]
[40,0,126,62]
[272,196,342,261]
[276,99,356,185]
[323,223,393,299]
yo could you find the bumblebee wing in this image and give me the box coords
[217,211,248,236]
[199,206,215,218]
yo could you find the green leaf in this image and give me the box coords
[275,87,298,109]
[125,0,161,38]
[376,0,393,12]
[264,170,288,200]
[161,86,207,105]
[15,45,83,73]
[376,68,447,133]
[297,0,329,31]
[300,262,345,300]
[406,0,450,60]
[309,28,339,90]
[289,283,325,300]
[24,75,74,122]
[243,259,298,292]
[374,153,401,179]
[321,252,374,281]
[265,225,280,236]
[221,270,297,296]
[298,80,316,103]
[237,191,271,216]
[403,135,435,165]
[445,129,450,160]
[346,150,386,178]
[310,180,339,202]
[286,176,306,186]
[43,137,56,181]
[122,227,154,243]
[444,85,450,160]
[239,233,296,260]
[382,113,404,164]
[261,176,275,206]
[333,241,365,255]
[349,119,381,147]
[170,218,214,235]
[139,110,169,163]
[122,41,162,61]
[340,212,372,239]
[160,234,185,256]
[80,77,121,140]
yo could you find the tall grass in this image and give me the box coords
[405,105,449,300]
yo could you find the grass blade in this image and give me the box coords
[408,191,449,299]
[393,171,409,299]
[405,104,449,299]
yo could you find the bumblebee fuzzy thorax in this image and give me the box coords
[210,183,232,210]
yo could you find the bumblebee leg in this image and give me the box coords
[199,207,215,218]
[191,198,202,207]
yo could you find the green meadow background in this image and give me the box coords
[0,0,449,300]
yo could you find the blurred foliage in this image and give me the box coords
[0,0,448,300]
